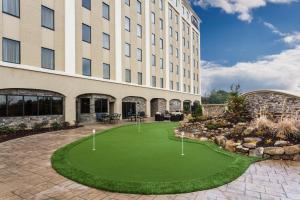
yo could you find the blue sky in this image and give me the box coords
[190,0,300,94]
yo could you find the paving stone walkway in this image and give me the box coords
[0,122,299,200]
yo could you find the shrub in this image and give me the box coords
[51,121,62,130]
[192,104,203,119]
[32,121,48,132]
[61,121,70,129]
[205,123,219,130]
[251,116,275,131]
[276,119,298,139]
[74,120,80,127]
[0,125,16,134]
[17,123,27,131]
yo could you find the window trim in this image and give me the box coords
[82,58,91,76]
[102,2,110,20]
[41,47,55,70]
[137,48,142,62]
[102,63,110,79]
[41,5,55,31]
[2,0,20,18]
[102,32,110,50]
[82,0,91,10]
[125,16,131,32]
[2,37,21,64]
[125,43,131,57]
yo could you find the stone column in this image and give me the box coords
[146,100,151,117]
[65,95,77,124]
[114,98,123,118]
[166,100,170,111]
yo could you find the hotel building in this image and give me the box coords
[0,0,201,125]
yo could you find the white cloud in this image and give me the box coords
[262,21,300,46]
[192,0,298,22]
[201,46,300,94]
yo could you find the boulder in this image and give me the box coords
[283,145,300,155]
[244,137,262,143]
[236,145,249,153]
[199,137,208,141]
[225,140,236,152]
[274,140,288,147]
[264,147,284,155]
[215,136,226,147]
[243,142,256,149]
[249,147,264,157]
[243,127,254,136]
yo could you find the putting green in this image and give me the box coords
[52,122,257,194]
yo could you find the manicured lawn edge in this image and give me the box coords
[51,122,260,195]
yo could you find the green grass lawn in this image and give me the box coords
[52,122,258,194]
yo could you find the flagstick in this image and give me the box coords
[181,132,185,156]
[92,129,96,151]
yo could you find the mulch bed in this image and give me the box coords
[0,126,82,143]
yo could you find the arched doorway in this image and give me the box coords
[76,93,116,123]
[150,98,167,117]
[122,96,146,119]
[183,100,192,113]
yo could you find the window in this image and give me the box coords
[95,99,108,113]
[159,0,163,10]
[137,72,142,85]
[193,73,195,80]
[151,12,155,24]
[41,48,55,70]
[176,65,179,75]
[159,18,163,30]
[169,8,172,19]
[2,38,20,64]
[176,82,180,91]
[137,0,141,14]
[184,84,186,92]
[160,78,164,88]
[125,17,130,31]
[137,48,142,61]
[82,24,91,43]
[38,96,51,115]
[159,38,163,49]
[170,81,173,90]
[81,98,90,114]
[2,0,19,17]
[24,96,38,116]
[176,31,178,41]
[125,0,130,6]
[160,58,163,69]
[169,45,173,55]
[102,2,110,20]
[102,33,110,49]
[103,63,110,79]
[151,33,155,45]
[176,48,179,58]
[188,70,191,78]
[52,97,63,115]
[7,95,23,116]
[125,43,131,57]
[169,62,173,72]
[169,27,172,37]
[175,15,178,24]
[82,58,91,76]
[151,54,156,66]
[152,76,156,87]
[0,95,6,117]
[183,69,186,77]
[41,6,54,30]
[125,69,131,83]
[137,24,142,38]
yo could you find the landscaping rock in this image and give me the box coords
[243,142,256,149]
[249,147,264,157]
[236,145,249,153]
[244,137,262,143]
[264,147,284,155]
[215,136,226,147]
[200,137,208,141]
[243,127,254,136]
[293,154,300,161]
[225,140,236,152]
[283,145,300,155]
[274,140,288,147]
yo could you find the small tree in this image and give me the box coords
[226,84,251,123]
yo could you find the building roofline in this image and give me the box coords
[181,0,201,22]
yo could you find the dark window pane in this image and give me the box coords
[82,0,91,10]
[82,24,91,43]
[3,38,20,64]
[41,48,55,69]
[82,58,91,76]
[0,95,7,117]
[41,6,54,30]
[52,97,63,115]
[7,95,23,116]
[81,98,90,114]
[38,96,51,115]
[24,96,38,116]
[3,0,20,17]
[95,99,108,113]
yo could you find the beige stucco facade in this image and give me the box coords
[0,0,201,124]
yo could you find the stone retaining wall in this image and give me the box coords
[202,104,226,117]
[244,90,300,120]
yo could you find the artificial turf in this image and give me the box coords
[51,122,258,194]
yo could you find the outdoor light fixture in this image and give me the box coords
[92,129,96,151]
[181,131,185,156]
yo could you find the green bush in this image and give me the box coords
[51,121,62,130]
[0,125,16,134]
[192,104,203,119]
[61,121,70,129]
[32,121,48,131]
[206,123,219,130]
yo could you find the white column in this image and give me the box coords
[115,0,122,82]
[190,26,194,95]
[198,27,202,98]
[65,0,76,74]
[179,17,183,92]
[145,1,151,86]
[165,1,170,90]
[65,95,76,124]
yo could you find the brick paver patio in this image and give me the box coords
[0,122,299,200]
